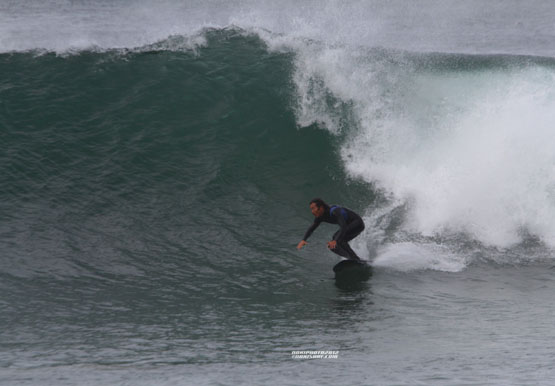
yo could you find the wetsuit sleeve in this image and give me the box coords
[303,218,321,241]
[332,211,348,242]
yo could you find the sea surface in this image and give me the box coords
[3,1,555,385]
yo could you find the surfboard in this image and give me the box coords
[333,259,371,281]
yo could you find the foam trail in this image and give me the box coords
[373,242,467,272]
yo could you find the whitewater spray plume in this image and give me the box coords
[285,43,555,268]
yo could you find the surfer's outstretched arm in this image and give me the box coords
[296,240,308,249]
[297,219,321,249]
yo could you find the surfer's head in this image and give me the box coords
[309,198,328,217]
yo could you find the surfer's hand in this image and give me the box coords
[297,240,308,250]
[327,240,337,249]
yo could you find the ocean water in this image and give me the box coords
[3,1,555,385]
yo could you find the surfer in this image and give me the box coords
[297,198,365,260]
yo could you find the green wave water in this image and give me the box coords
[1,30,373,280]
[1,31,379,384]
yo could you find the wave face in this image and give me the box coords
[1,30,305,279]
[0,1,555,269]
[3,20,555,276]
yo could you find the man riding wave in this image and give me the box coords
[297,198,365,261]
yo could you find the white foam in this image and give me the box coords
[263,18,555,251]
[270,29,555,265]
[342,66,555,249]
[373,242,467,272]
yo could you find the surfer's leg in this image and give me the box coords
[339,219,365,260]
[343,218,365,242]
[331,245,351,258]
[338,241,361,260]
[330,230,351,258]
[331,230,360,259]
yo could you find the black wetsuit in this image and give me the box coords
[303,206,365,260]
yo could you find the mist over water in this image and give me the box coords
[3,0,555,56]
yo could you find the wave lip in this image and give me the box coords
[0,1,216,54]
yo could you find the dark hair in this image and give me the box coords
[310,198,329,210]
